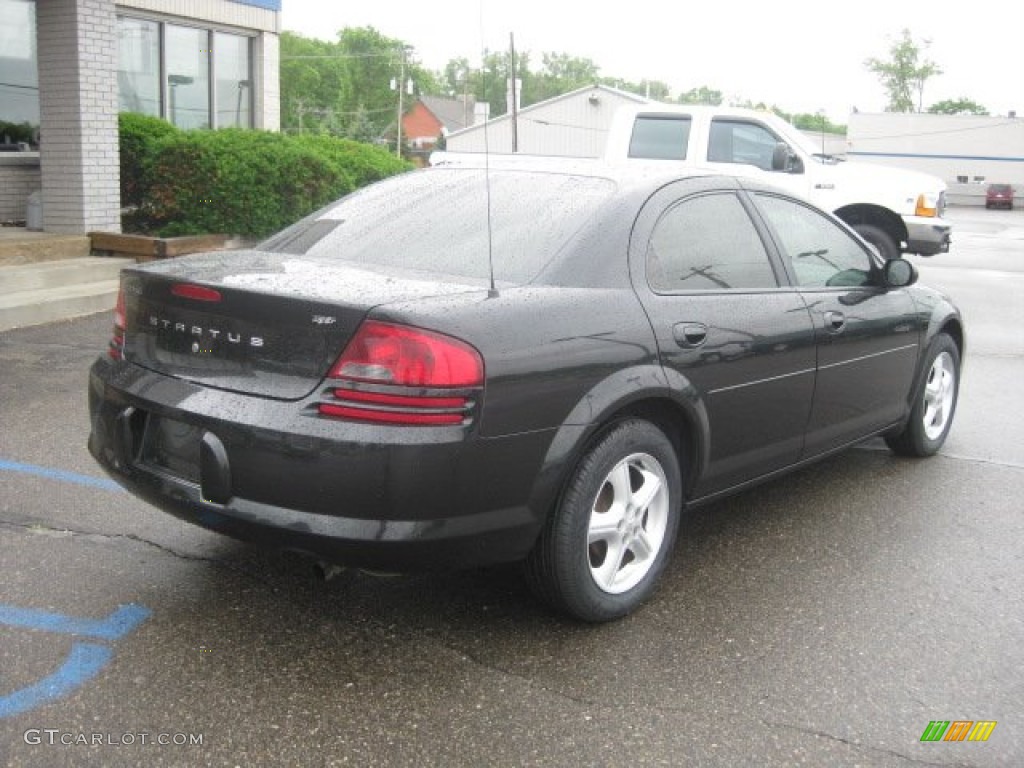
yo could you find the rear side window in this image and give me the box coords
[647,193,778,291]
[258,169,616,284]
[628,116,691,160]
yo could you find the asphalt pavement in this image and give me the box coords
[0,207,1021,767]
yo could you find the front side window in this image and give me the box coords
[628,116,691,160]
[0,0,39,144]
[647,193,778,291]
[754,194,873,288]
[708,119,781,171]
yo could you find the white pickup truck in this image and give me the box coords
[604,104,952,259]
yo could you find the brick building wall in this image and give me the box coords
[36,0,121,233]
[255,29,280,132]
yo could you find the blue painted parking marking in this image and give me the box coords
[0,603,150,719]
[0,459,123,493]
[0,604,149,641]
[0,644,112,719]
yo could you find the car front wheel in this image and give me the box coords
[525,419,682,622]
[852,223,900,261]
[885,333,960,457]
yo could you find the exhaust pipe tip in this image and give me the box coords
[313,561,346,582]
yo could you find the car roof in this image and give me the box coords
[427,152,744,196]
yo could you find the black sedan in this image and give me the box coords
[88,162,963,622]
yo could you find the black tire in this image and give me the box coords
[524,419,682,622]
[852,223,900,261]
[885,333,960,457]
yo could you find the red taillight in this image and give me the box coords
[319,401,466,426]
[330,389,468,410]
[108,286,126,360]
[326,321,483,387]
[318,321,483,426]
[171,283,222,302]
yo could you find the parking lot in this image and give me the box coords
[1,206,1021,767]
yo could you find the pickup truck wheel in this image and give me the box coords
[885,333,960,457]
[524,419,682,622]
[852,224,899,261]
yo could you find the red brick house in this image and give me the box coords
[402,95,478,158]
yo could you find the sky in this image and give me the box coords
[280,0,1023,124]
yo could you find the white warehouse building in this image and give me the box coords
[445,85,649,158]
[847,113,1024,206]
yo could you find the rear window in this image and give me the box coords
[628,116,691,160]
[258,169,615,284]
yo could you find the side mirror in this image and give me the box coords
[884,258,918,288]
[771,142,803,174]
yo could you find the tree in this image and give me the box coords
[279,28,435,139]
[441,50,609,117]
[928,98,989,116]
[865,29,942,112]
[784,112,847,135]
[677,86,723,106]
[344,105,381,143]
[531,52,599,103]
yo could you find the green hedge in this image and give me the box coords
[119,114,411,238]
[119,113,178,210]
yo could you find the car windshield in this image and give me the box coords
[258,169,616,284]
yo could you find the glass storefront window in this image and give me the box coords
[0,0,39,145]
[117,18,160,117]
[214,32,251,128]
[165,25,211,129]
[116,18,254,129]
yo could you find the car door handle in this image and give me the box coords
[824,310,846,334]
[673,322,708,348]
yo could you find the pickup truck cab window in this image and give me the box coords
[629,115,691,160]
[753,193,873,288]
[708,119,786,172]
[647,192,778,291]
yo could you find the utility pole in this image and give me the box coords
[509,33,518,153]
[395,46,408,158]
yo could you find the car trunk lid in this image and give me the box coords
[121,250,482,400]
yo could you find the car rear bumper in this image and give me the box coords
[904,215,952,256]
[88,358,552,570]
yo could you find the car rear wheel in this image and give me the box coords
[525,419,682,622]
[885,333,960,457]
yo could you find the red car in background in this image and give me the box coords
[985,184,1015,210]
